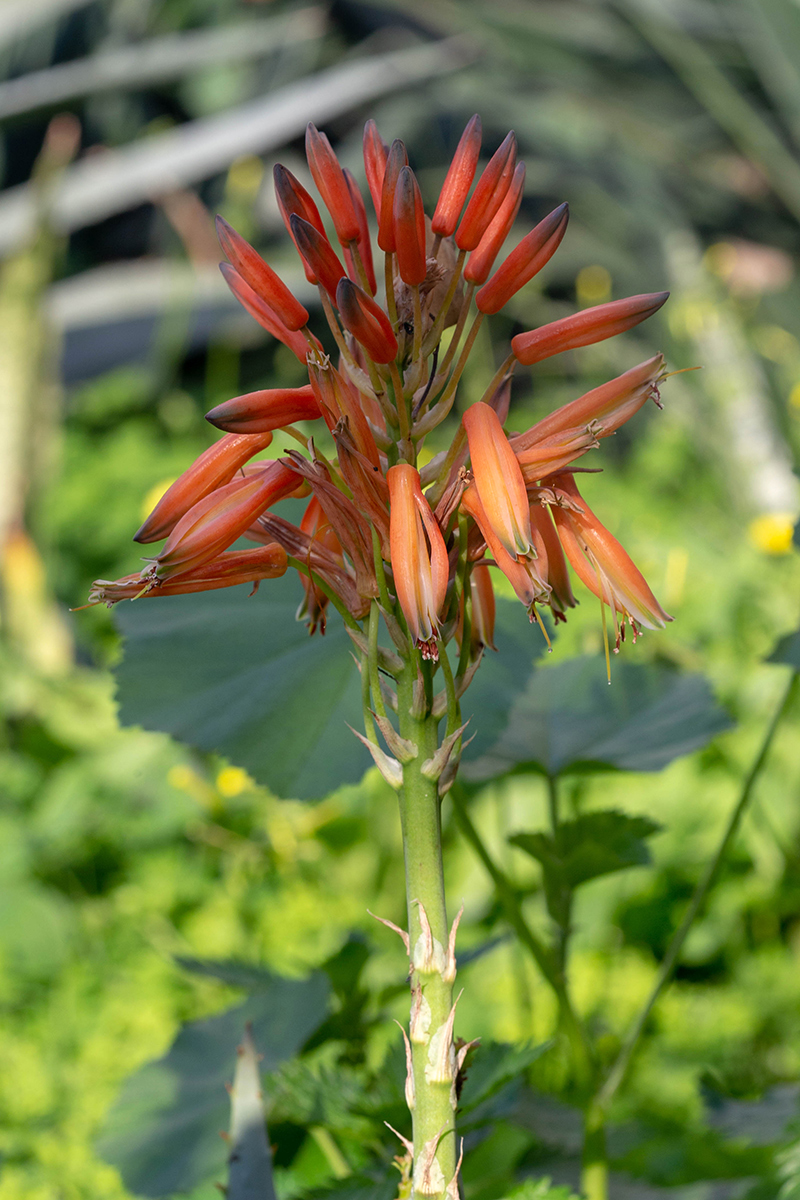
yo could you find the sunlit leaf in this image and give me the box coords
[510,810,661,889]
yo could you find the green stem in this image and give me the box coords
[581,1100,608,1200]
[397,663,457,1196]
[596,669,799,1111]
[450,786,594,1091]
[286,557,359,631]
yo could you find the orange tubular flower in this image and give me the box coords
[289,214,347,302]
[512,291,669,366]
[152,461,300,581]
[307,359,381,468]
[134,431,274,544]
[219,264,312,362]
[363,119,389,219]
[511,354,666,454]
[462,402,532,558]
[216,217,308,332]
[273,163,327,284]
[387,464,449,655]
[336,278,398,364]
[89,545,288,606]
[431,113,482,238]
[476,201,569,314]
[393,166,427,286]
[461,485,548,614]
[305,122,360,245]
[455,131,517,251]
[464,161,526,286]
[546,474,671,633]
[378,139,408,252]
[529,503,576,620]
[343,168,377,294]
[205,385,321,433]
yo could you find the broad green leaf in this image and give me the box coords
[97,971,329,1197]
[114,576,548,799]
[510,811,661,889]
[113,575,371,801]
[462,658,731,781]
[769,626,800,670]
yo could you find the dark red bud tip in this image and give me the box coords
[215,215,308,331]
[377,139,408,252]
[289,214,347,301]
[393,165,427,286]
[336,277,398,364]
[305,122,360,244]
[511,290,669,366]
[455,130,517,251]
[431,113,482,237]
[475,201,568,313]
[219,262,312,362]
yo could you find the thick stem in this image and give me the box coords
[581,1100,608,1200]
[397,663,456,1198]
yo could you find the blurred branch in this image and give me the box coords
[0,36,475,254]
[0,8,326,119]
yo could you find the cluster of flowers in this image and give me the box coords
[89,115,671,661]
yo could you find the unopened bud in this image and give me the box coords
[378,139,408,252]
[305,122,360,244]
[273,163,327,284]
[455,131,516,251]
[475,200,568,313]
[205,385,320,433]
[511,291,669,366]
[216,217,308,331]
[219,263,313,361]
[336,278,398,363]
[464,161,525,286]
[431,114,482,237]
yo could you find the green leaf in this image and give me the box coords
[97,971,329,1197]
[462,657,732,781]
[113,575,549,799]
[769,625,800,670]
[113,575,370,801]
[510,810,661,889]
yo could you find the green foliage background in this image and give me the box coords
[3,0,800,1197]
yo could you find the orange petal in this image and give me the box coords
[464,161,525,286]
[205,385,321,433]
[305,122,360,244]
[387,464,448,646]
[455,131,516,252]
[462,402,532,557]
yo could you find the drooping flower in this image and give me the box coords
[387,464,449,657]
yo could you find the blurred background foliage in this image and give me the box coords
[3,0,800,1197]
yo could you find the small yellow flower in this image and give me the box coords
[748,513,796,555]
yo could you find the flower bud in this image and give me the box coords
[305,122,360,244]
[134,431,274,543]
[342,167,377,294]
[393,166,427,286]
[216,216,308,331]
[462,402,532,558]
[153,462,300,580]
[219,264,313,362]
[205,385,321,433]
[363,119,389,219]
[273,163,326,284]
[461,485,547,613]
[512,292,669,366]
[387,464,449,652]
[289,214,347,301]
[464,162,525,286]
[431,114,482,237]
[378,139,408,252]
[336,278,398,364]
[476,201,568,314]
[455,131,516,251]
[529,503,576,619]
